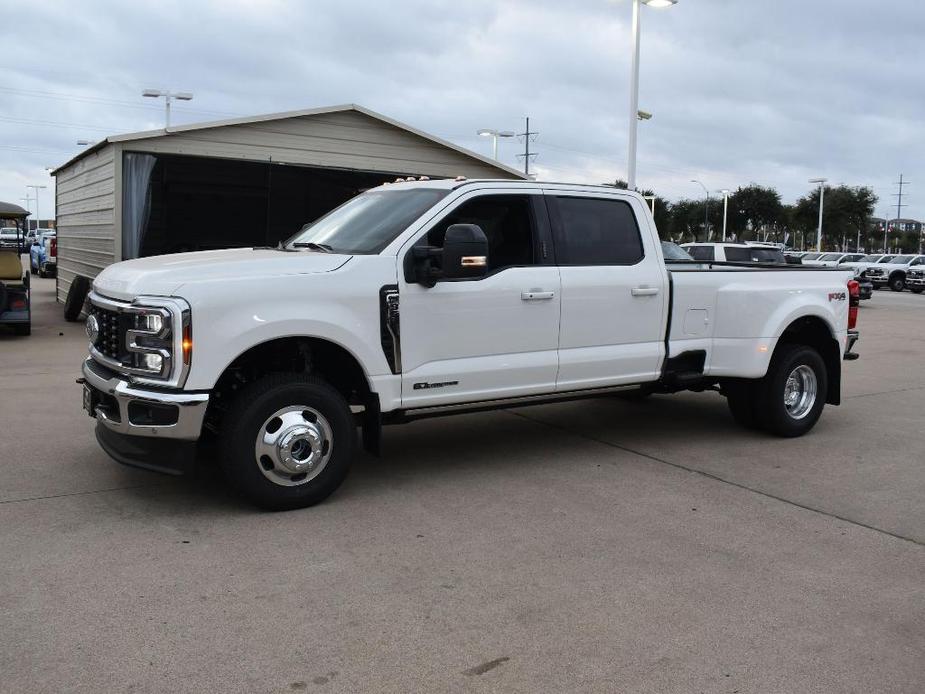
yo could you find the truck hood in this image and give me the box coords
[92,248,352,300]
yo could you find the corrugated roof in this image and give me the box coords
[51,104,526,179]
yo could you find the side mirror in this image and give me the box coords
[408,224,490,287]
[441,224,489,280]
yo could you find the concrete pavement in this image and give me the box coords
[1,278,923,693]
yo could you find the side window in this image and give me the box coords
[686,245,715,261]
[424,195,537,272]
[554,197,644,265]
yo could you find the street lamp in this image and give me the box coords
[476,128,515,160]
[691,179,710,241]
[26,184,47,233]
[143,89,194,128]
[716,189,730,242]
[809,177,827,250]
[626,0,677,190]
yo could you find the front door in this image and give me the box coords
[548,192,668,391]
[398,190,560,408]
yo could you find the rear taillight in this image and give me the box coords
[847,279,859,330]
[50,237,57,257]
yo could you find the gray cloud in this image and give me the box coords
[1,0,922,221]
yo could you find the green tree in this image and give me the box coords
[795,185,877,251]
[727,184,783,241]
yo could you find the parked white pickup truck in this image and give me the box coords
[79,180,860,509]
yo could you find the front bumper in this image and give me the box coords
[80,358,209,441]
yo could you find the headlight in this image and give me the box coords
[126,306,173,377]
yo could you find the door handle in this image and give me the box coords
[521,290,555,301]
[631,286,660,297]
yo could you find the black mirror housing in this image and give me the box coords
[442,224,489,280]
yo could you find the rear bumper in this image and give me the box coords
[844,329,860,361]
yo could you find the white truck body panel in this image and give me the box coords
[85,180,854,419]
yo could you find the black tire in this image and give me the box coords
[911,287,923,294]
[220,373,356,510]
[725,380,762,430]
[64,275,90,322]
[13,323,31,336]
[889,274,905,292]
[754,344,827,437]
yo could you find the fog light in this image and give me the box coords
[140,353,163,371]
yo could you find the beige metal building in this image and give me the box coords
[51,104,525,302]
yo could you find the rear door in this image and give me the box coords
[398,189,561,408]
[548,192,668,391]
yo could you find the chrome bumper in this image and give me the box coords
[81,358,208,441]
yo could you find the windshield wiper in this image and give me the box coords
[292,242,334,253]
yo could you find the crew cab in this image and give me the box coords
[864,255,925,291]
[79,180,860,510]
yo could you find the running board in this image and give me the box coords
[387,384,643,423]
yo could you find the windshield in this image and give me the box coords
[860,255,881,262]
[724,246,785,263]
[802,253,821,260]
[819,253,843,261]
[877,256,896,263]
[286,188,449,254]
[891,255,914,264]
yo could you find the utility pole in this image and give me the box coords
[890,174,909,253]
[517,117,538,178]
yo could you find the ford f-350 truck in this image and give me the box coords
[79,179,860,509]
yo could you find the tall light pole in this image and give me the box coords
[143,89,193,128]
[809,177,827,251]
[716,189,730,242]
[476,128,515,160]
[26,184,47,232]
[691,179,710,241]
[626,0,678,190]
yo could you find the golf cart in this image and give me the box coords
[0,201,31,336]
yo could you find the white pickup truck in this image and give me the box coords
[79,180,860,509]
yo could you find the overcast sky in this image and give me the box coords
[1,0,923,222]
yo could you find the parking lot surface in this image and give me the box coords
[2,278,924,693]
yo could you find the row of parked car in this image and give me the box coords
[787,251,925,293]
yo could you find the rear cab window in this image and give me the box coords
[550,196,644,265]
[686,245,715,261]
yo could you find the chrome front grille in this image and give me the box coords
[88,304,129,362]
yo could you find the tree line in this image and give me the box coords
[611,181,913,252]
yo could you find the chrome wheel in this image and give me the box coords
[783,365,817,420]
[253,405,334,487]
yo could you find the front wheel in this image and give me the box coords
[911,287,923,294]
[889,275,905,292]
[220,373,356,510]
[755,344,828,437]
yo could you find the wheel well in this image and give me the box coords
[889,270,906,280]
[204,337,373,434]
[777,316,841,405]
